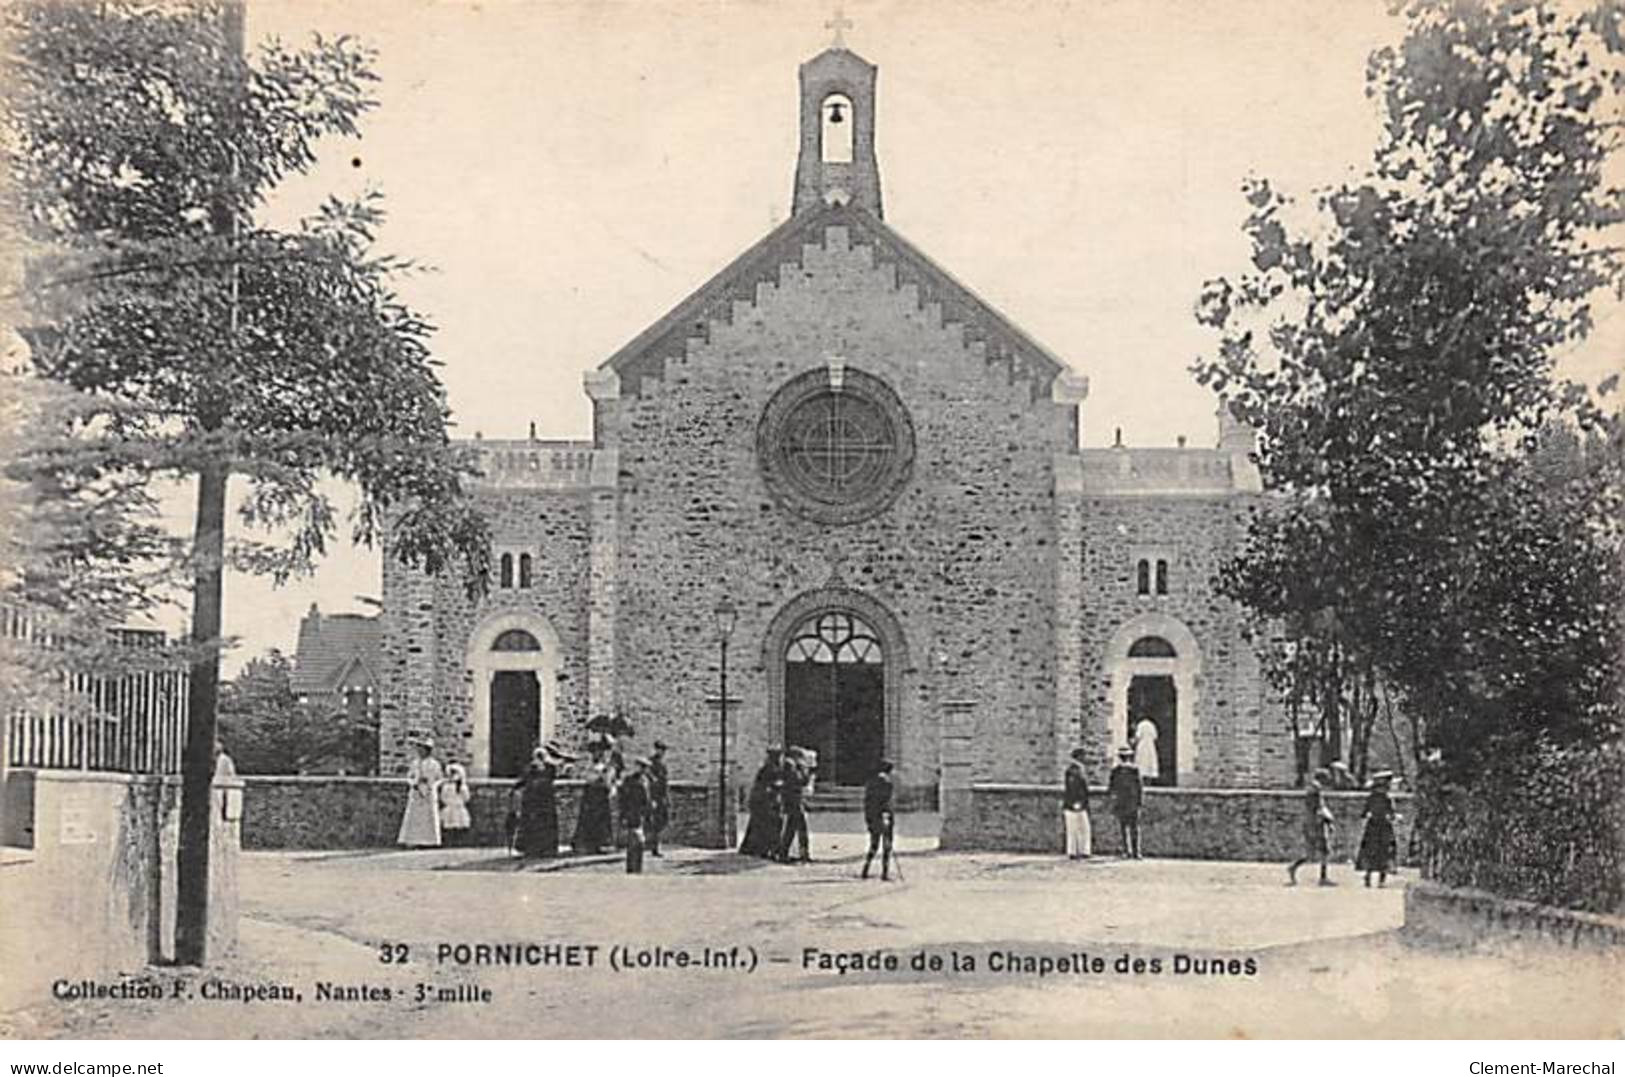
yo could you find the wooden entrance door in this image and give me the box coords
[490,670,539,778]
[1128,674,1177,786]
[783,612,884,786]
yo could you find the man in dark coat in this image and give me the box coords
[618,757,652,874]
[776,748,811,863]
[646,740,671,857]
[861,760,896,880]
[1107,746,1144,859]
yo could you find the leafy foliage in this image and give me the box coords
[1416,738,1623,914]
[0,371,193,711]
[5,0,491,601]
[218,650,374,775]
[1193,0,1624,790]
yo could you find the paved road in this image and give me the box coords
[6,819,1620,1038]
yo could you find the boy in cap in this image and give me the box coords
[618,757,652,874]
[1288,768,1337,886]
[861,760,896,880]
[647,741,670,857]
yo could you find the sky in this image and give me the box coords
[174,0,1619,672]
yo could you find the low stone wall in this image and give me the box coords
[241,776,720,850]
[1404,880,1625,952]
[946,782,1417,864]
[0,770,241,1012]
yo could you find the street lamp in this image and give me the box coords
[713,597,738,844]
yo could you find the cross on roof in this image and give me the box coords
[825,6,853,47]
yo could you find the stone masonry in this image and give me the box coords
[377,43,1296,841]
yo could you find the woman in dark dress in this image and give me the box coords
[514,748,561,859]
[739,749,785,858]
[1355,771,1398,887]
[571,741,615,855]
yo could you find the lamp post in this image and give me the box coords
[713,597,738,845]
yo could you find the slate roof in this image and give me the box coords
[598,201,1068,403]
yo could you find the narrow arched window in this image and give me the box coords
[499,552,514,589]
[1136,559,1151,595]
[821,93,854,163]
[519,553,533,589]
[1155,559,1169,595]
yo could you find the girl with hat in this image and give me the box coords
[397,735,444,848]
[439,763,473,846]
[1355,771,1399,887]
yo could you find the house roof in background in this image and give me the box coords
[291,607,381,697]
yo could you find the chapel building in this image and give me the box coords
[377,44,1296,822]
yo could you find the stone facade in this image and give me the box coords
[378,44,1297,836]
[379,445,598,778]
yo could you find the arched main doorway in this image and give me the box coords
[1126,636,1178,785]
[784,611,884,786]
[467,611,561,778]
[1105,613,1201,787]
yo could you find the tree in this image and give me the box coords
[6,1,490,962]
[1193,0,1623,783]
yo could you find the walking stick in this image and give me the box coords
[887,816,903,881]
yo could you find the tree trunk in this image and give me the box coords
[175,0,244,966]
[175,461,227,965]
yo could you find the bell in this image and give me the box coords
[827,102,845,124]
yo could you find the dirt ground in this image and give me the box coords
[5,816,1621,1039]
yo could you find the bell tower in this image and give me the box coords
[792,24,883,218]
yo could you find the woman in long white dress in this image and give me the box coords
[397,737,444,847]
[1132,717,1160,783]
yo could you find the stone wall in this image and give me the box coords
[949,782,1416,864]
[241,776,719,850]
[0,770,241,1012]
[1404,880,1625,952]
